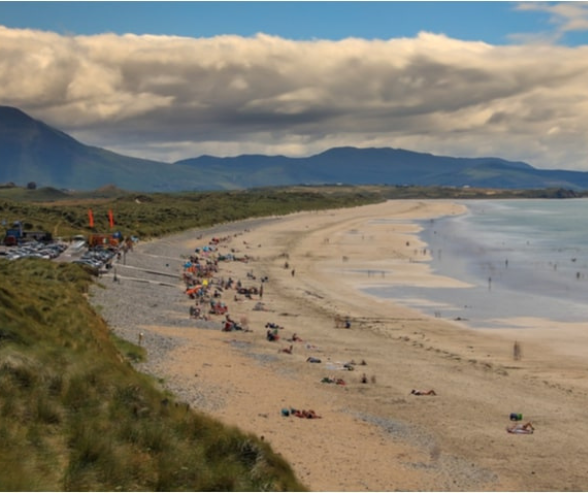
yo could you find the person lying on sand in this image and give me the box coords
[306,356,322,363]
[410,389,437,396]
[343,359,366,369]
[292,409,322,419]
[321,376,346,385]
[507,422,534,434]
[279,345,293,354]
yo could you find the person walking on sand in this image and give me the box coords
[291,268,295,277]
[513,341,522,361]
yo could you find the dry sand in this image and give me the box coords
[118,200,588,491]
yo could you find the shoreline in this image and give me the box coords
[90,200,588,491]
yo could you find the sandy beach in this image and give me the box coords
[91,200,588,492]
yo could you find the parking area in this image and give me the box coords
[0,241,68,261]
[0,240,117,273]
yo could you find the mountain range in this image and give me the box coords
[2,105,588,192]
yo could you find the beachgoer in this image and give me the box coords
[513,341,522,361]
[306,356,321,363]
[293,409,321,419]
[507,422,534,434]
[253,301,266,311]
[411,389,436,396]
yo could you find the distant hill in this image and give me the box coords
[2,105,588,192]
[0,106,200,191]
[175,147,588,190]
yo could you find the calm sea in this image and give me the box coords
[363,199,588,328]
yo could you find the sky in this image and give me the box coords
[1,1,588,171]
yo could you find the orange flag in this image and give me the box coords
[108,209,115,228]
[88,209,94,228]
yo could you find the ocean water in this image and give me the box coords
[363,199,588,328]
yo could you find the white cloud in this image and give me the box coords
[0,25,588,170]
[513,2,588,43]
[517,2,588,33]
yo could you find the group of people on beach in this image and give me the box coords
[179,229,455,422]
[180,231,384,417]
[183,233,257,321]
